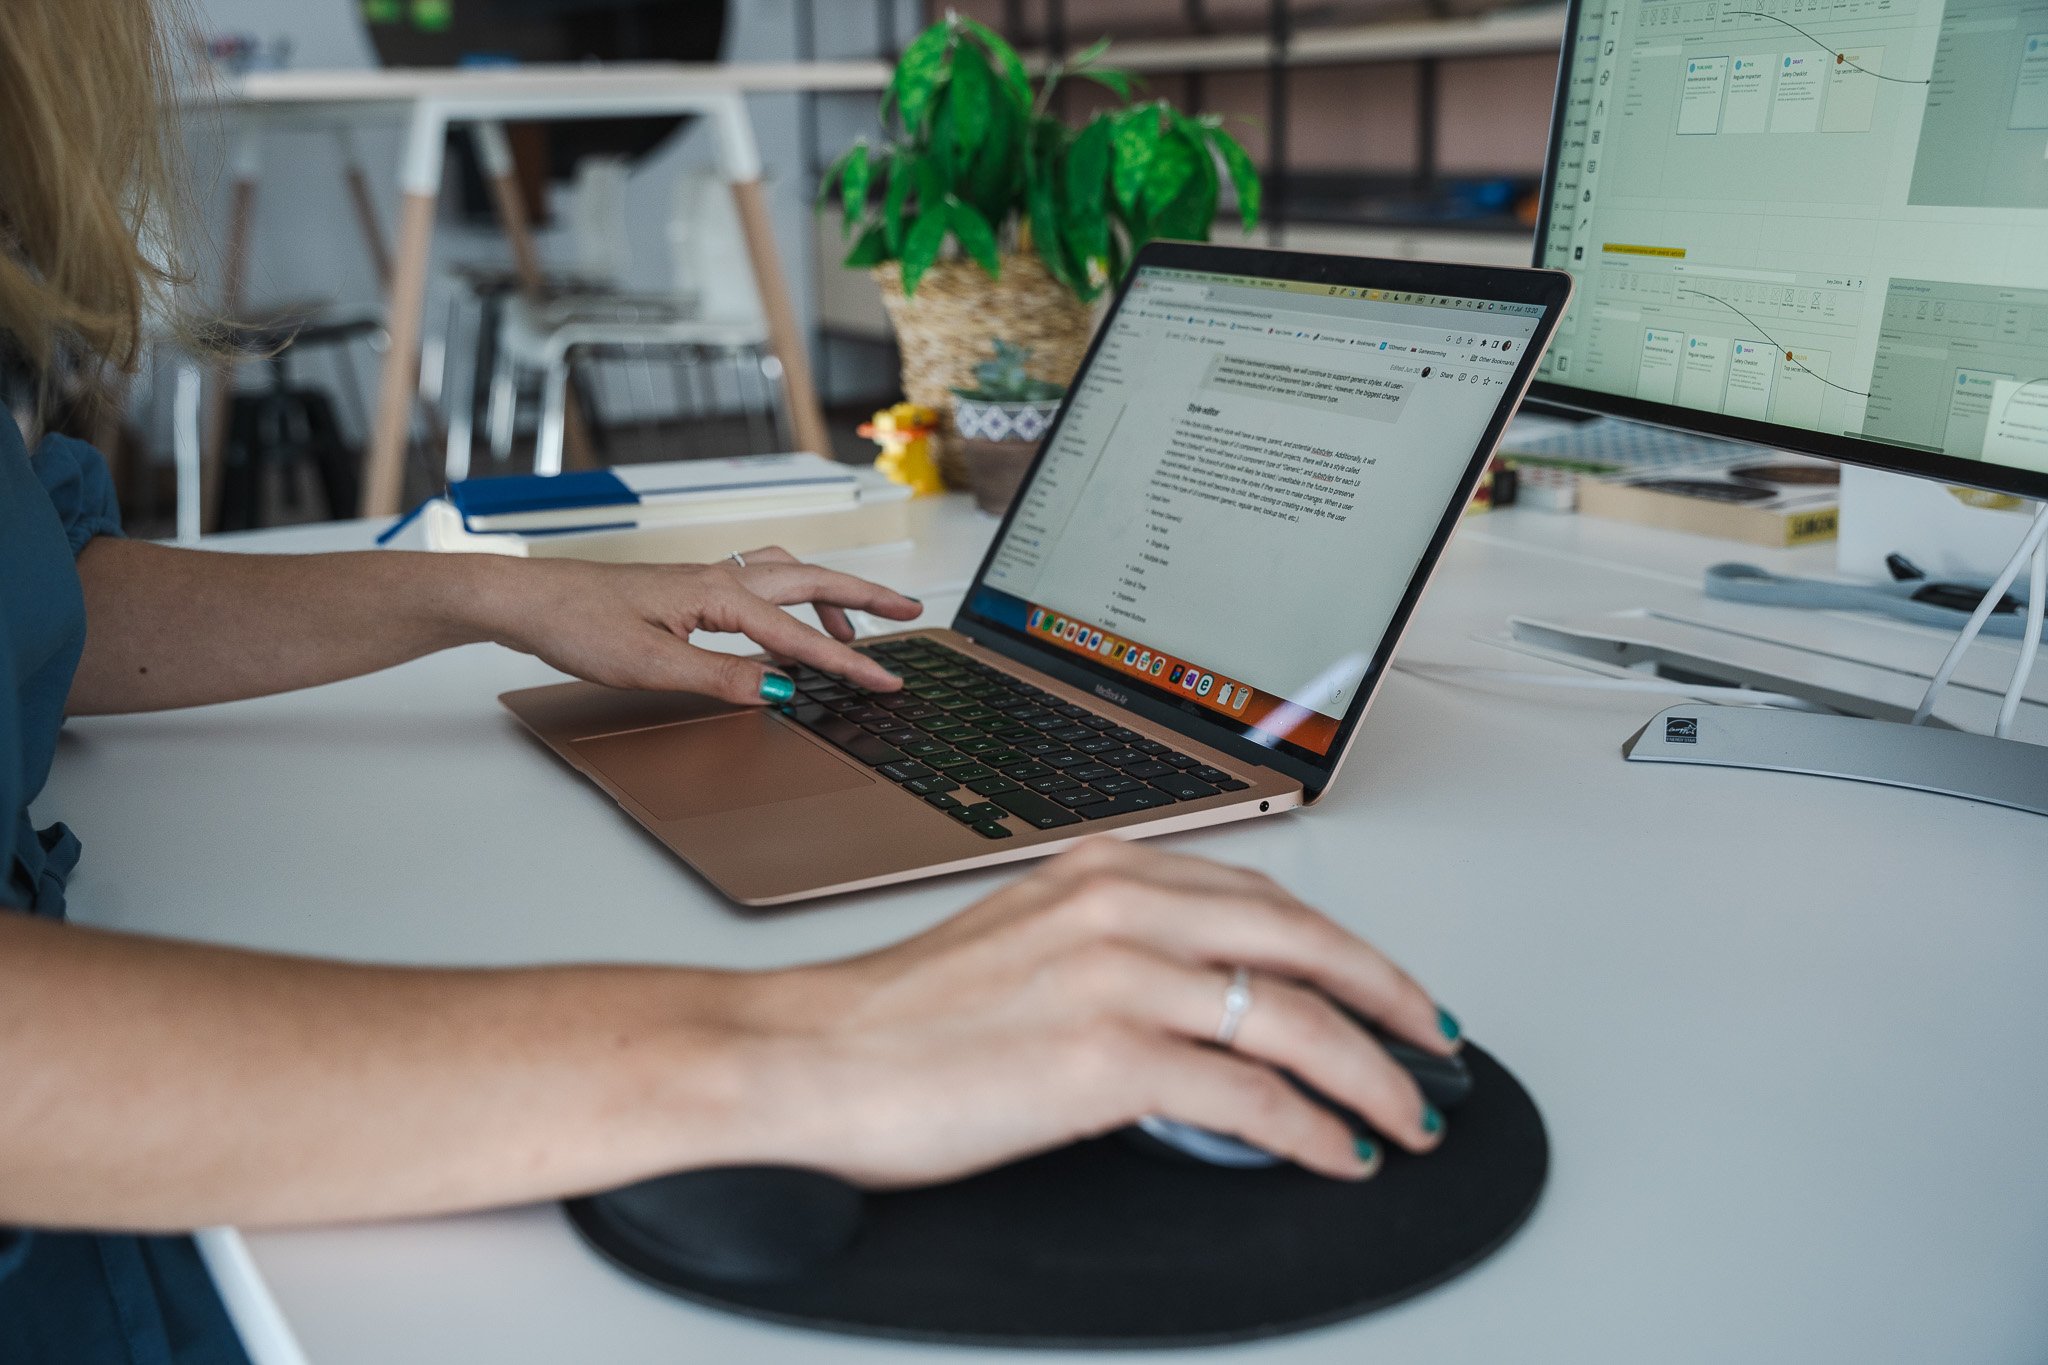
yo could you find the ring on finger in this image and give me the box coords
[1215,965,1254,1047]
[726,551,747,570]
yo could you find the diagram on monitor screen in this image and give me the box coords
[1539,0,2048,479]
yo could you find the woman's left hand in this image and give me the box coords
[473,546,923,702]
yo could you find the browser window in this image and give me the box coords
[971,265,1540,757]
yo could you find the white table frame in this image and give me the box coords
[194,66,855,523]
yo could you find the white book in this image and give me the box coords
[448,452,861,534]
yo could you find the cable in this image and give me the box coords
[1910,501,2048,727]
[1392,661,1835,713]
[1721,12,1931,84]
[1674,290,1873,398]
[1996,531,2047,739]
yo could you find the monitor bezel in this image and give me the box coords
[1527,0,2048,505]
[950,239,1572,800]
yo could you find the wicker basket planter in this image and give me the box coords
[874,252,1094,489]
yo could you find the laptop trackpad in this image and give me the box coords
[572,713,872,821]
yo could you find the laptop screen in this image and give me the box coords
[964,261,1549,765]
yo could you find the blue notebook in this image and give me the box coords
[443,454,861,535]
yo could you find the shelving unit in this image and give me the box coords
[1101,5,1566,73]
[794,1,1564,390]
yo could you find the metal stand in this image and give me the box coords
[1627,501,2048,818]
[1624,705,2048,818]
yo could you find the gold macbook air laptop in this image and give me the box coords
[501,243,1572,905]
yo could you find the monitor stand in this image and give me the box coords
[1624,498,2047,816]
[1624,705,2048,817]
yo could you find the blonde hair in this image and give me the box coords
[0,0,192,375]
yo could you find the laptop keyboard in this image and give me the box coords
[776,638,1250,841]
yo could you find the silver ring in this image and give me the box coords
[727,551,747,569]
[1215,966,1254,1047]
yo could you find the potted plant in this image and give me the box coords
[951,340,1065,514]
[819,14,1261,486]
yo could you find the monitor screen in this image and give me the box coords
[965,261,1547,766]
[1532,0,2048,499]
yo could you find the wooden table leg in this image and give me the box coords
[336,127,454,467]
[730,177,832,460]
[341,146,395,288]
[478,123,598,471]
[361,190,438,518]
[201,152,259,532]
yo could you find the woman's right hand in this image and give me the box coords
[724,837,1461,1187]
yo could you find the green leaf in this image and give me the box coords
[1206,123,1261,231]
[1071,67,1135,101]
[949,41,995,152]
[1108,106,1163,220]
[840,142,872,237]
[892,21,953,133]
[948,196,1001,276]
[1060,120,1112,283]
[842,222,889,268]
[1064,120,1114,218]
[959,92,1020,221]
[1029,180,1079,293]
[883,152,916,253]
[900,207,950,295]
[1145,117,1216,241]
[815,147,850,214]
[915,154,949,214]
[1139,124,1197,222]
[1064,118,1111,209]
[1068,35,1112,69]
[960,17,1031,106]
[1147,180,1216,243]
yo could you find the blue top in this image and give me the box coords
[1,419,249,1364]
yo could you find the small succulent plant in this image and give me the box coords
[955,339,1065,403]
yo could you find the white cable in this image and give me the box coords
[1909,502,2048,728]
[1995,531,2047,739]
[1392,661,1834,713]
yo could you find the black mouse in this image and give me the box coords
[1130,1005,1473,1170]
[582,1165,865,1285]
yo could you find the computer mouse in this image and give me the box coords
[1129,1005,1473,1170]
[585,1165,865,1284]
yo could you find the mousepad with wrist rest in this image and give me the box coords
[564,1044,1546,1348]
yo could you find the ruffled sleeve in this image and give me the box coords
[29,433,125,554]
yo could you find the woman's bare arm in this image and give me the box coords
[0,842,1455,1230]
[0,912,759,1231]
[68,540,919,716]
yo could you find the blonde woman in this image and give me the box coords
[0,4,1460,1361]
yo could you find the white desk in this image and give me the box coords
[38,498,2048,1364]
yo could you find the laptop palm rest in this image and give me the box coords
[573,714,873,821]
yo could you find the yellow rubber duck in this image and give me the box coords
[859,402,945,497]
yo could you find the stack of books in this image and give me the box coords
[1501,419,1840,547]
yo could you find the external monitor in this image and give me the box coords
[1530,0,2048,502]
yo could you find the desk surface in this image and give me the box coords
[39,495,2048,1364]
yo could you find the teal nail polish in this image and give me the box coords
[1436,1006,1462,1044]
[1421,1104,1445,1136]
[1354,1137,1379,1165]
[759,672,796,703]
